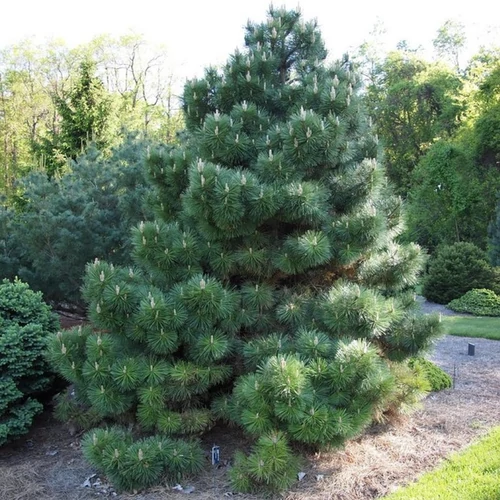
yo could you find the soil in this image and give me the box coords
[1,305,499,500]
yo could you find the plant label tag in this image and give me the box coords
[211,445,220,465]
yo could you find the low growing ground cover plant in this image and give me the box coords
[0,278,59,446]
[448,288,500,316]
[408,357,452,391]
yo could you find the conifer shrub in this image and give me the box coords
[408,357,452,392]
[80,427,204,491]
[229,430,300,493]
[0,278,59,446]
[422,242,497,304]
[373,360,431,424]
[447,288,500,316]
[1,135,153,306]
[47,8,442,493]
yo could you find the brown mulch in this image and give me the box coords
[57,312,88,330]
[1,330,499,499]
[286,334,500,499]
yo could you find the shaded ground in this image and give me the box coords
[1,307,499,499]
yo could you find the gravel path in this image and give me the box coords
[416,296,464,316]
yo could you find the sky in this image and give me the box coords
[3,0,500,79]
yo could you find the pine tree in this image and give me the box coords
[48,7,441,493]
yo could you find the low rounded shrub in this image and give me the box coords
[81,427,205,492]
[408,357,452,392]
[448,288,500,316]
[0,278,60,446]
[422,242,497,304]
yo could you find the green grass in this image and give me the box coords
[384,427,500,500]
[440,315,500,341]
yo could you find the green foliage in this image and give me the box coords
[52,390,103,432]
[408,357,452,392]
[361,43,500,254]
[474,64,500,169]
[0,42,56,196]
[46,7,441,494]
[0,278,59,446]
[364,50,464,195]
[0,37,182,198]
[81,427,205,492]
[385,426,500,500]
[488,192,500,266]
[0,136,152,305]
[229,431,300,493]
[0,278,59,329]
[422,243,497,304]
[0,205,20,277]
[432,20,466,70]
[373,360,430,423]
[229,340,397,448]
[474,102,500,168]
[407,140,494,251]
[37,59,117,175]
[448,288,500,316]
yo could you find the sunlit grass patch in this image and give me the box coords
[384,426,500,499]
[441,315,500,341]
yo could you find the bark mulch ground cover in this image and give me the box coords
[1,308,499,500]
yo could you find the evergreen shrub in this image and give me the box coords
[0,278,59,446]
[80,427,204,491]
[0,135,153,306]
[374,360,431,423]
[422,242,497,304]
[448,288,500,316]
[47,7,442,494]
[408,357,452,391]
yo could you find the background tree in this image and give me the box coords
[488,190,500,266]
[406,138,496,250]
[406,53,500,251]
[0,40,66,195]
[1,135,152,306]
[473,62,500,168]
[82,34,182,140]
[364,50,464,195]
[48,7,440,494]
[38,59,117,175]
[433,20,467,71]
[0,37,182,191]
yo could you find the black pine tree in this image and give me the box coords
[48,7,441,493]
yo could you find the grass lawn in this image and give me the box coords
[441,315,500,341]
[384,426,500,500]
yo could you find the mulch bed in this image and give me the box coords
[1,318,499,499]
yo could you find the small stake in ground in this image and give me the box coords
[468,343,475,356]
[211,445,220,465]
[211,445,220,497]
